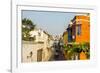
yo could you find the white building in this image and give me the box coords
[29,28,44,42]
[22,28,54,62]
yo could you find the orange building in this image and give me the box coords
[66,14,90,60]
[71,14,90,43]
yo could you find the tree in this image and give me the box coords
[80,42,90,59]
[22,18,36,30]
[22,18,36,41]
[63,42,90,60]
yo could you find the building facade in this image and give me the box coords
[62,31,68,45]
[65,14,90,60]
[22,29,53,62]
[67,14,90,43]
[71,15,90,43]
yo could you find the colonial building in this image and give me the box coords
[67,14,90,43]
[65,14,90,60]
[22,28,54,62]
[71,14,90,43]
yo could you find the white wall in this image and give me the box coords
[0,0,99,73]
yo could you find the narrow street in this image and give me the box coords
[49,39,65,61]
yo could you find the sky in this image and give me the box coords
[22,10,76,36]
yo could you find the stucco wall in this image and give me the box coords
[22,41,52,62]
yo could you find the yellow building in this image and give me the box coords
[63,31,68,45]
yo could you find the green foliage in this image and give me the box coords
[63,44,67,50]
[22,18,36,30]
[63,42,90,60]
[22,18,36,41]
